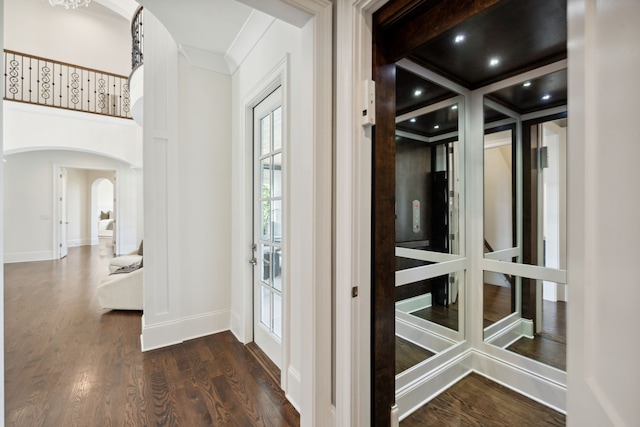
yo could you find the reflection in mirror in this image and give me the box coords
[484,276,566,371]
[394,65,464,375]
[482,68,567,371]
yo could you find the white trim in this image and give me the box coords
[396,246,462,264]
[225,10,276,74]
[472,350,566,413]
[395,349,567,421]
[396,314,458,354]
[140,316,182,352]
[180,310,232,342]
[178,45,230,75]
[286,366,302,412]
[475,60,568,96]
[396,349,473,420]
[395,293,431,313]
[396,96,462,123]
[484,246,521,261]
[237,55,289,390]
[395,258,467,287]
[482,258,567,284]
[3,251,53,263]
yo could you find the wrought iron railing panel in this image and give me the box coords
[3,50,132,119]
[131,6,143,71]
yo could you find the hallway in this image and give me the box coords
[4,240,299,426]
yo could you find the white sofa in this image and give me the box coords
[97,267,143,310]
[108,249,143,273]
[97,243,144,311]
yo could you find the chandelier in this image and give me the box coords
[47,0,91,9]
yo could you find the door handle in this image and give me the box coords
[249,257,257,266]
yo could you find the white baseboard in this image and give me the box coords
[397,349,566,420]
[230,311,245,343]
[140,316,183,352]
[286,366,302,413]
[397,349,473,420]
[181,310,231,342]
[141,310,232,352]
[472,350,566,413]
[4,250,54,263]
[395,293,432,313]
[67,238,93,247]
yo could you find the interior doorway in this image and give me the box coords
[56,166,117,256]
[252,87,284,370]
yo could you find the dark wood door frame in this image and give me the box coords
[371,0,501,425]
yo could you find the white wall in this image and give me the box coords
[484,133,513,252]
[3,150,141,262]
[4,102,142,168]
[95,177,114,215]
[4,0,131,76]
[178,55,232,325]
[567,0,640,424]
[230,18,305,409]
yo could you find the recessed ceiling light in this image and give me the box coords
[433,125,440,129]
[410,118,416,123]
[542,94,551,100]
[451,105,458,110]
[454,34,465,44]
[489,57,500,67]
[523,81,532,87]
[414,89,423,96]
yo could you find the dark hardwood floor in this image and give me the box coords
[410,302,459,331]
[395,336,435,374]
[401,373,565,426]
[4,240,299,427]
[507,300,567,371]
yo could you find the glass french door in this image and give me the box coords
[253,87,283,368]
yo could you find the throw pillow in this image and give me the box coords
[100,211,109,220]
[137,240,144,256]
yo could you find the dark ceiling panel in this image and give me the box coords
[486,69,567,114]
[397,103,459,138]
[396,67,458,115]
[407,0,567,89]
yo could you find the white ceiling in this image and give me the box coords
[93,0,313,75]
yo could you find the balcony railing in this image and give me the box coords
[131,6,143,71]
[3,49,132,119]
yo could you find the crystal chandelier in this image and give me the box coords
[47,0,91,9]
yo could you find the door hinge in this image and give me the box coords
[351,286,359,298]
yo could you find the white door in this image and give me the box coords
[253,87,284,368]
[59,168,68,258]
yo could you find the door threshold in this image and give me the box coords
[246,341,281,387]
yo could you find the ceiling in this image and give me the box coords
[136,0,254,59]
[396,0,568,138]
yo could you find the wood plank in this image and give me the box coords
[401,373,565,426]
[4,240,299,427]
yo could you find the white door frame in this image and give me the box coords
[240,56,290,386]
[53,164,120,257]
[252,86,285,369]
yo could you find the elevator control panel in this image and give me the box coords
[412,200,420,233]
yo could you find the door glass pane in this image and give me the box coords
[272,200,282,243]
[273,153,282,198]
[261,201,270,240]
[273,107,282,151]
[261,286,272,328]
[260,244,271,285]
[261,157,272,198]
[273,292,282,338]
[273,247,282,292]
[261,114,271,155]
